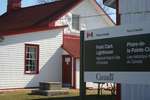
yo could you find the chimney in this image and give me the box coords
[7,0,21,12]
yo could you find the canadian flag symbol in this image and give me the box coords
[86,32,93,38]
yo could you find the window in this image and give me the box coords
[25,44,39,74]
[72,14,80,30]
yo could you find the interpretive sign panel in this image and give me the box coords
[84,33,150,71]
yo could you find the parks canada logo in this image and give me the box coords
[86,32,93,38]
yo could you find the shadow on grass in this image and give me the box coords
[33,95,115,100]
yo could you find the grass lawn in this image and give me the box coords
[0,89,115,100]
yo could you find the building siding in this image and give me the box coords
[56,0,113,35]
[70,0,110,30]
[120,0,150,24]
[122,84,150,100]
[0,29,63,89]
[118,0,150,100]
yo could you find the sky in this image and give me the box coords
[0,0,116,22]
[96,0,116,23]
[0,0,38,15]
[0,0,7,15]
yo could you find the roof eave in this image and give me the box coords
[1,25,67,36]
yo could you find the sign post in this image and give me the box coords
[80,31,86,100]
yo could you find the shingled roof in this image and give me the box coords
[0,0,82,36]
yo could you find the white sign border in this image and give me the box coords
[85,72,150,84]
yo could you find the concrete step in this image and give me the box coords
[39,82,62,90]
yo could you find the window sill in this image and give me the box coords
[25,71,39,74]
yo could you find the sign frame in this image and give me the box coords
[82,23,150,84]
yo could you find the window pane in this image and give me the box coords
[29,47,36,53]
[30,52,35,59]
[25,44,39,74]
[72,14,80,30]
